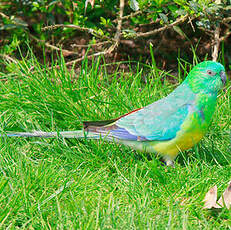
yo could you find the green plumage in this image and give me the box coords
[2,61,226,165]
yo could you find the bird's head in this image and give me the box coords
[187,61,226,94]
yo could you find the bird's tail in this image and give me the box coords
[0,130,100,139]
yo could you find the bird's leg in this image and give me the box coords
[163,155,175,167]
[165,159,175,167]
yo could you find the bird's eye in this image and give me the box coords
[207,70,216,76]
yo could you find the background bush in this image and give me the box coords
[1,0,231,70]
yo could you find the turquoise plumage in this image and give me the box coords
[116,82,195,140]
[3,61,226,165]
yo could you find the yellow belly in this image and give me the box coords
[150,112,208,159]
[120,112,210,161]
[152,129,204,158]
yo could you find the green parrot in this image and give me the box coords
[4,61,226,165]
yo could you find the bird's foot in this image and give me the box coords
[165,159,175,168]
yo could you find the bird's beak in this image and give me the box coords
[220,71,226,86]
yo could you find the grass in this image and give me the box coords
[0,51,230,229]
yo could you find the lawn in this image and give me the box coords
[0,53,230,229]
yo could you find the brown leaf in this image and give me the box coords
[203,185,218,209]
[217,181,231,209]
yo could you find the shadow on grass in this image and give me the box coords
[61,134,231,169]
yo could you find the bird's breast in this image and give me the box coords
[151,111,208,158]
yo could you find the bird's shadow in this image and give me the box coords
[49,135,231,167]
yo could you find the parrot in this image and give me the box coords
[2,61,226,166]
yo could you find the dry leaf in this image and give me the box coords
[217,181,231,209]
[203,185,218,209]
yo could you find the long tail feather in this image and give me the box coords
[0,130,95,139]
[0,129,122,141]
[1,115,140,141]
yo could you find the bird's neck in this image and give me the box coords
[196,91,218,126]
[183,77,218,96]
[181,79,218,125]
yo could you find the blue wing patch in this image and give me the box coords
[109,128,147,141]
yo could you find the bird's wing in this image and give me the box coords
[115,102,191,141]
[115,83,196,141]
[84,83,196,141]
